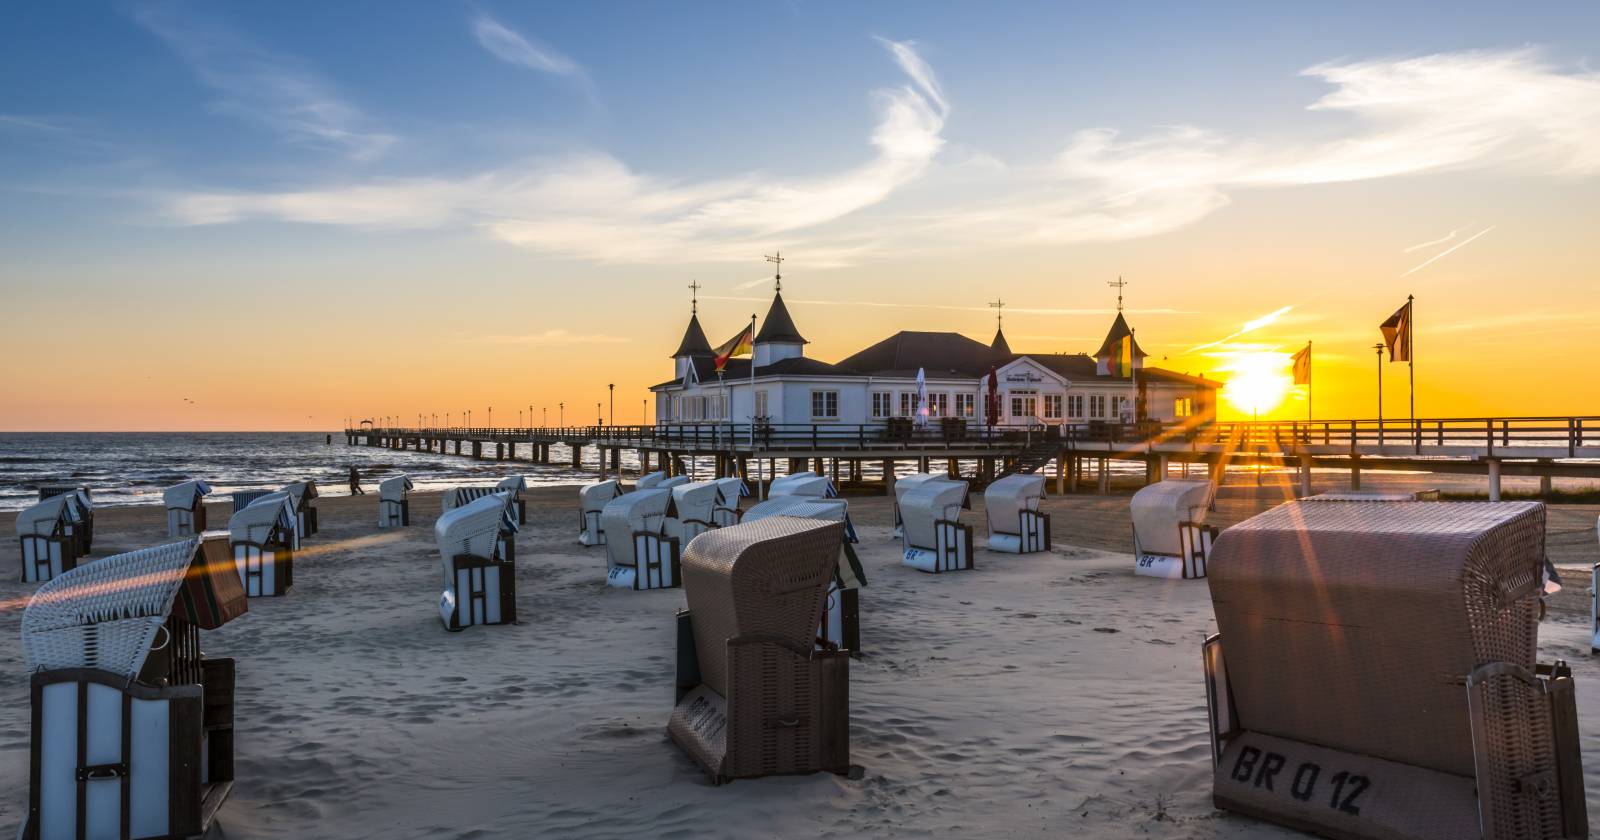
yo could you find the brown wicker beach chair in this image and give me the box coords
[1204,500,1587,840]
[668,516,850,783]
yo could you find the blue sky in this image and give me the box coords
[3,2,1599,428]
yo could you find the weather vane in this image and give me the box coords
[687,280,701,314]
[765,251,784,292]
[989,298,1005,329]
[1108,276,1128,312]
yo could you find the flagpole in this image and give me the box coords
[1407,295,1415,450]
[1307,340,1313,423]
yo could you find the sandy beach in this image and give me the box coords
[3,482,1598,839]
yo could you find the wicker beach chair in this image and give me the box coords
[900,479,974,573]
[891,472,943,539]
[435,492,519,630]
[668,516,851,783]
[229,493,296,596]
[378,475,414,528]
[1130,479,1216,579]
[21,534,247,840]
[1204,500,1587,840]
[281,480,319,540]
[742,496,866,654]
[37,486,93,555]
[230,489,272,513]
[578,479,622,546]
[635,470,669,490]
[769,471,838,500]
[15,495,84,583]
[600,489,677,589]
[666,480,724,544]
[496,475,529,524]
[712,476,749,527]
[164,479,213,538]
[983,473,1050,554]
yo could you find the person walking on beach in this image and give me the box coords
[349,465,365,495]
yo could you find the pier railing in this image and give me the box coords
[351,421,1031,451]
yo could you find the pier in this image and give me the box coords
[346,415,1600,499]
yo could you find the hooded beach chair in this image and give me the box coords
[1130,479,1216,579]
[21,534,247,840]
[984,473,1050,553]
[769,471,838,500]
[668,516,851,783]
[600,488,677,590]
[230,489,272,513]
[378,475,414,528]
[281,480,319,540]
[578,479,622,546]
[665,480,724,544]
[901,479,974,573]
[37,486,93,555]
[15,495,84,583]
[636,471,668,490]
[742,496,866,654]
[435,492,519,630]
[712,476,749,527]
[164,479,213,538]
[891,472,943,539]
[1204,500,1588,840]
[496,475,529,524]
[229,493,295,597]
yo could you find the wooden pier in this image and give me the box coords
[346,415,1600,499]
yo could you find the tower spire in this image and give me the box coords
[765,251,784,292]
[687,280,701,315]
[1108,275,1128,312]
[989,297,1005,329]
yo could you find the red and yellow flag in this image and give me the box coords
[1115,334,1133,377]
[713,324,754,372]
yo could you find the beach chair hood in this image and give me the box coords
[1130,480,1212,557]
[599,489,670,570]
[635,471,668,490]
[580,479,622,511]
[232,493,294,543]
[22,536,248,679]
[770,474,836,499]
[658,475,690,490]
[496,475,528,496]
[984,473,1045,534]
[282,480,318,510]
[900,480,968,549]
[16,495,79,536]
[714,476,750,503]
[434,492,518,568]
[671,481,722,523]
[379,475,414,501]
[163,480,213,511]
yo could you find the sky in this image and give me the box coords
[2,1,1598,430]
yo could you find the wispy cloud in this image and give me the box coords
[703,295,1190,316]
[476,329,628,345]
[155,38,947,263]
[1186,306,1295,353]
[133,6,395,160]
[1399,224,1494,277]
[1404,228,1460,253]
[472,14,582,76]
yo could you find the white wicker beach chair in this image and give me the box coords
[984,473,1050,554]
[635,471,669,490]
[712,476,749,527]
[665,480,723,544]
[600,488,677,589]
[164,479,213,538]
[578,479,622,546]
[435,492,519,630]
[496,475,529,524]
[36,486,93,555]
[742,496,867,653]
[378,475,414,528]
[281,480,319,540]
[1130,479,1215,579]
[15,495,84,583]
[230,493,296,596]
[21,534,247,840]
[901,479,974,573]
[770,471,839,500]
[891,472,943,539]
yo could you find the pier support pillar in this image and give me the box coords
[831,458,841,486]
[610,448,621,470]
[572,446,583,470]
[472,441,483,460]
[1349,455,1361,491]
[1098,458,1109,494]
[1068,456,1079,493]
[1487,458,1502,502]
[496,443,504,460]
[883,459,896,496]
[641,450,651,473]
[600,450,608,480]
[1055,451,1066,495]
[1156,454,1168,482]
[1299,454,1313,498]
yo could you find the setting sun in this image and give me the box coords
[1221,352,1294,418]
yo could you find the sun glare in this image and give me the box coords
[1221,352,1293,418]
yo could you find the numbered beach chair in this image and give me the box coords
[378,475,413,528]
[668,516,851,783]
[578,479,622,546]
[229,493,295,597]
[1204,500,1588,840]
[496,475,529,524]
[770,471,838,500]
[984,473,1050,554]
[164,480,213,538]
[600,488,677,590]
[37,486,93,555]
[15,495,84,583]
[742,496,866,654]
[900,479,974,573]
[281,480,318,540]
[20,533,247,840]
[665,480,724,544]
[712,476,749,527]
[891,472,943,539]
[1130,479,1216,579]
[435,492,519,630]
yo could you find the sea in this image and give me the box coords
[0,432,644,512]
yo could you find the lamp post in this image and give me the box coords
[596,402,602,427]
[608,383,614,427]
[559,403,564,426]
[488,406,492,428]
[1374,342,1386,445]
[543,407,548,426]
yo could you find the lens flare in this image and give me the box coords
[1221,352,1292,417]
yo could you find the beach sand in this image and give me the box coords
[2,484,1598,839]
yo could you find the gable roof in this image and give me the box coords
[838,331,1002,378]
[672,313,713,358]
[754,291,807,344]
[1092,312,1147,359]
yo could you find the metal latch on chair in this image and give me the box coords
[77,762,128,782]
[1517,770,1555,799]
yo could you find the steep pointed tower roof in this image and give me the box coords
[754,291,808,344]
[1093,312,1147,359]
[672,313,713,358]
[990,327,1012,355]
